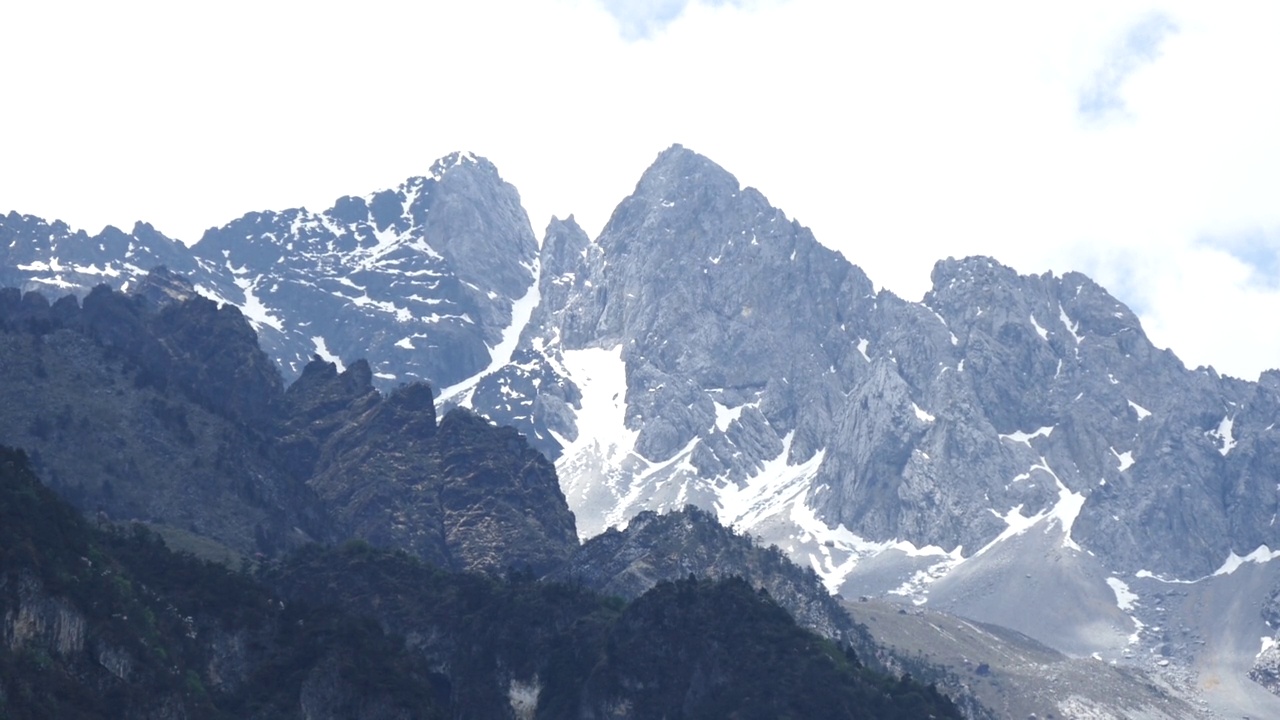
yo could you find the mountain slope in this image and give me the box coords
[1,152,539,391]
[0,283,577,575]
[463,145,1280,585]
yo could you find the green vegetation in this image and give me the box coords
[0,446,441,719]
[1,445,962,718]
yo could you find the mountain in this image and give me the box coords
[0,276,978,716]
[8,145,1280,716]
[1,151,539,391]
[452,145,1280,716]
[0,214,206,294]
[0,283,577,575]
[0,446,962,719]
[473,144,1280,585]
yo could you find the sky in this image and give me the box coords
[4,1,1280,379]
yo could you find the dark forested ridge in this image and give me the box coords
[0,445,442,719]
[0,283,578,575]
[0,446,961,718]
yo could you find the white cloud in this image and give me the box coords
[1,1,1278,378]
[1078,12,1179,121]
[597,0,760,40]
[598,0,693,40]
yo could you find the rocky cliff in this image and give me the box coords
[0,283,578,575]
[460,145,1280,589]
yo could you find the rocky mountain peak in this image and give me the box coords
[283,355,380,426]
[926,255,1143,344]
[630,143,739,199]
[428,149,490,179]
[542,215,589,264]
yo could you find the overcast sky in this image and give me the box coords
[4,1,1279,379]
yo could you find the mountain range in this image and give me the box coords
[5,145,1280,717]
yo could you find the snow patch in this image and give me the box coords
[192,283,236,308]
[1106,577,1139,611]
[232,276,285,332]
[998,426,1054,446]
[1128,615,1146,645]
[712,400,749,433]
[856,338,870,362]
[1110,447,1134,472]
[1207,414,1237,456]
[1058,304,1082,345]
[718,432,825,532]
[1134,569,1198,585]
[1137,544,1280,585]
[395,337,415,350]
[507,676,540,720]
[1030,313,1048,340]
[1213,545,1280,576]
[557,345,638,467]
[311,336,344,372]
[1128,400,1152,420]
[436,264,541,406]
[976,458,1083,555]
[886,544,966,605]
[349,293,414,323]
[70,263,121,278]
[911,403,935,423]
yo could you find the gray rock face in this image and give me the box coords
[0,152,539,391]
[193,151,539,387]
[562,145,874,465]
[0,213,219,298]
[0,286,578,575]
[460,144,1280,585]
[274,358,580,576]
[462,216,590,458]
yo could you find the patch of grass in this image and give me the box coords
[142,522,246,569]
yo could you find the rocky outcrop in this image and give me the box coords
[1252,642,1280,697]
[434,409,578,575]
[301,386,578,575]
[0,286,579,576]
[0,287,325,557]
[189,151,539,387]
[555,506,857,642]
